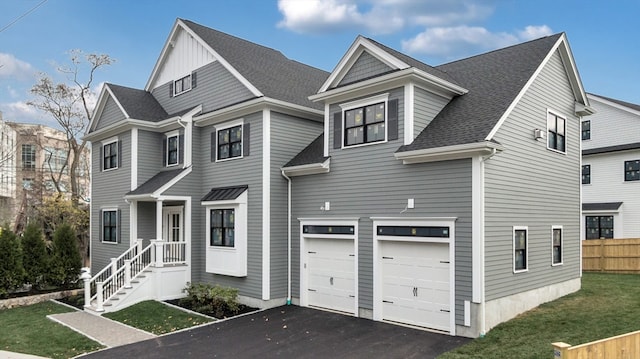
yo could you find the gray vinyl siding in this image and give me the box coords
[152,61,255,116]
[269,113,323,298]
[137,201,156,242]
[95,96,126,131]
[414,87,449,139]
[194,113,264,299]
[90,130,132,272]
[136,130,163,185]
[338,51,393,86]
[484,50,581,301]
[293,87,473,325]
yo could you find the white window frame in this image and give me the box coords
[202,190,247,277]
[165,130,180,167]
[215,119,244,162]
[513,226,528,273]
[551,225,563,266]
[546,109,567,154]
[102,137,119,172]
[101,208,118,244]
[173,73,192,96]
[339,93,389,149]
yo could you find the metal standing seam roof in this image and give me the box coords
[201,185,248,202]
[126,168,187,196]
[582,202,623,211]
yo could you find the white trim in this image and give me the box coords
[372,217,456,335]
[131,129,138,190]
[154,166,192,196]
[100,208,119,244]
[172,73,192,97]
[101,137,119,172]
[129,200,137,248]
[89,85,130,132]
[395,141,504,164]
[471,156,483,303]
[587,93,640,117]
[214,119,244,162]
[323,103,330,157]
[513,226,529,273]
[404,83,414,145]
[281,158,331,177]
[262,109,271,300]
[546,109,568,154]
[339,93,389,149]
[551,225,563,266]
[299,218,359,316]
[204,193,246,277]
[165,130,180,167]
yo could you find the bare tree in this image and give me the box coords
[27,50,114,204]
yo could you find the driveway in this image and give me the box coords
[79,306,471,358]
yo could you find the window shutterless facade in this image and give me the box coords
[586,216,613,239]
[547,111,566,153]
[167,134,179,166]
[21,144,36,170]
[210,209,235,247]
[344,102,386,146]
[103,141,118,170]
[102,210,118,243]
[217,125,242,160]
[624,160,640,181]
[513,227,528,272]
[582,165,591,184]
[552,226,562,265]
[581,120,590,140]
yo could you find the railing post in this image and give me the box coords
[552,342,571,358]
[154,239,164,267]
[110,257,118,275]
[137,238,144,255]
[124,260,132,288]
[96,282,105,312]
[83,277,91,308]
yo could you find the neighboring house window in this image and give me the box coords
[624,160,640,181]
[552,226,562,265]
[21,144,36,170]
[103,141,118,171]
[513,227,528,272]
[217,125,242,160]
[173,74,191,96]
[586,216,613,239]
[547,111,566,153]
[102,210,118,243]
[581,120,591,140]
[210,209,235,247]
[166,134,179,166]
[44,147,68,174]
[344,102,386,146]
[582,165,591,184]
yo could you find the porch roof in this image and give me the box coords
[582,202,623,211]
[201,185,248,202]
[125,168,188,197]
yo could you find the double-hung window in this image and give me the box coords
[173,74,192,96]
[102,210,118,243]
[552,226,562,265]
[344,102,386,146]
[582,165,591,184]
[217,125,242,160]
[581,120,591,140]
[166,133,179,166]
[210,209,235,247]
[547,111,566,153]
[513,227,528,272]
[624,160,640,181]
[103,141,118,171]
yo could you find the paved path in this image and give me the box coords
[48,311,156,348]
[0,351,50,359]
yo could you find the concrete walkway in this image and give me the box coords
[0,351,50,359]
[48,311,156,348]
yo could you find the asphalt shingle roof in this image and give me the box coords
[201,185,248,202]
[107,83,168,122]
[181,19,329,111]
[583,202,623,211]
[589,93,640,112]
[126,169,186,196]
[283,134,327,167]
[583,142,640,156]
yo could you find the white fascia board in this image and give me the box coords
[395,141,504,164]
[556,34,589,107]
[310,68,466,104]
[83,117,185,142]
[145,18,182,91]
[281,158,330,177]
[588,94,640,117]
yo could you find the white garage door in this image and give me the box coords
[306,237,355,314]
[380,240,451,332]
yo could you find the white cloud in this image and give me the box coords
[401,25,553,60]
[0,101,54,125]
[0,53,35,80]
[277,0,493,34]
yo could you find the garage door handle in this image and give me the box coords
[349,295,355,298]
[308,251,317,254]
[440,309,450,313]
[308,289,317,292]
[382,256,394,259]
[383,300,394,304]
[440,261,450,264]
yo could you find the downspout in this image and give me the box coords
[176,118,189,169]
[281,169,292,305]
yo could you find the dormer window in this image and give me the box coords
[173,74,192,96]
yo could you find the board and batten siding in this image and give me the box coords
[413,87,449,140]
[269,113,323,298]
[583,151,640,238]
[152,61,255,116]
[338,51,393,87]
[193,113,264,299]
[292,87,473,325]
[94,95,126,131]
[483,50,581,301]
[583,98,640,150]
[90,130,132,272]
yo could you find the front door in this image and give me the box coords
[163,206,183,242]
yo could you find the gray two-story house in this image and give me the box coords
[85,18,592,338]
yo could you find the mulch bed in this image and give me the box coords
[165,298,257,319]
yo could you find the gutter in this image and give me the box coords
[281,169,292,305]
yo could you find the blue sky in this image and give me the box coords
[1,0,639,127]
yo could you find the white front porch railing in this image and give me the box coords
[84,239,187,311]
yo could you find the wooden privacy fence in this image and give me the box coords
[553,330,640,358]
[582,238,640,273]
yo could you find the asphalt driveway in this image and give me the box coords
[79,305,470,358]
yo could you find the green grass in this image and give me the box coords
[103,300,214,335]
[438,272,640,359]
[0,301,103,358]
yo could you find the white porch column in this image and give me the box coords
[153,240,164,268]
[110,258,117,275]
[124,260,132,288]
[129,199,138,248]
[156,200,163,240]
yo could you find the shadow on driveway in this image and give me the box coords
[79,305,471,358]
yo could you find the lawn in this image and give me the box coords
[103,300,214,335]
[0,301,103,358]
[438,272,640,359]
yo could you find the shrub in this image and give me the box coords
[22,223,48,288]
[181,283,240,318]
[0,228,25,297]
[49,224,82,289]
